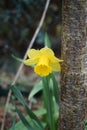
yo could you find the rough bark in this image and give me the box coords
[86,0,87,119]
[59,0,87,130]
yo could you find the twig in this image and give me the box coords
[0,0,50,130]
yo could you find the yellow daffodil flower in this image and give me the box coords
[24,47,63,76]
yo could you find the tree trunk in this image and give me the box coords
[59,0,87,130]
[86,0,87,119]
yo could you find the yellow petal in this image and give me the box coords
[40,47,54,57]
[50,62,61,71]
[58,59,63,62]
[50,56,63,63]
[27,49,40,58]
[24,58,38,66]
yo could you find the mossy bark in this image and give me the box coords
[59,0,87,130]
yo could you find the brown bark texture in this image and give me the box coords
[59,0,87,130]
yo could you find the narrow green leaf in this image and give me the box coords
[42,76,55,130]
[28,80,43,100]
[52,97,59,121]
[15,106,34,130]
[51,73,59,105]
[85,119,87,130]
[11,54,23,62]
[10,115,40,130]
[11,116,16,130]
[44,32,51,48]
[34,108,46,117]
[10,119,27,130]
[10,85,26,106]
[24,104,44,130]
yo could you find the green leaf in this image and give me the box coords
[15,105,34,130]
[11,54,23,62]
[44,32,51,48]
[42,76,55,130]
[10,113,34,130]
[10,115,47,130]
[52,97,59,121]
[85,119,87,130]
[10,85,44,130]
[11,116,16,130]
[10,85,26,106]
[51,73,59,105]
[10,119,27,130]
[34,108,46,117]
[10,116,37,130]
[10,96,34,130]
[24,104,43,130]
[10,120,27,130]
[28,80,43,100]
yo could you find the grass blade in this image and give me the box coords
[51,73,59,105]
